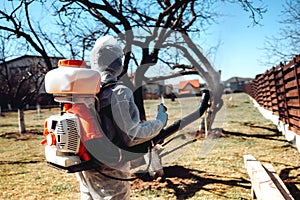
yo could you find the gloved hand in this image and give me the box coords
[156,104,168,127]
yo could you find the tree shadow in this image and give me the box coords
[0,131,42,141]
[160,139,196,158]
[222,129,287,142]
[243,122,281,133]
[0,171,31,177]
[0,160,40,165]
[134,165,250,199]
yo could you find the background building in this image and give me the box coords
[223,76,253,93]
[0,55,62,110]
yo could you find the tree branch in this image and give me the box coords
[145,70,199,83]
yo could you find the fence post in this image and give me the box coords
[266,70,272,112]
[281,62,290,125]
[262,71,268,109]
[269,67,278,116]
[257,74,264,107]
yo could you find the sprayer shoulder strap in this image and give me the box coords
[96,81,117,112]
[101,81,118,90]
[97,81,124,144]
[97,80,121,117]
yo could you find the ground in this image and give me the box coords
[0,93,299,199]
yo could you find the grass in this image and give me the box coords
[0,93,299,200]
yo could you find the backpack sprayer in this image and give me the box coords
[41,59,102,170]
[41,59,210,173]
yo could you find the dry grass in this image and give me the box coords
[0,108,79,200]
[0,93,299,200]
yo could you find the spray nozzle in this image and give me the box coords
[158,103,167,112]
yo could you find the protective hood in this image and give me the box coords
[89,36,123,84]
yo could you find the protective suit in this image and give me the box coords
[76,36,168,200]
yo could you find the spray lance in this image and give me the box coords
[41,59,210,173]
[125,89,210,154]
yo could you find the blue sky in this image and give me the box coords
[204,1,284,81]
[0,1,286,82]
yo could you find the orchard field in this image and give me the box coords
[0,93,299,199]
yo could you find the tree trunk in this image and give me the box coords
[133,86,146,121]
[133,65,150,122]
[36,104,41,120]
[18,108,26,134]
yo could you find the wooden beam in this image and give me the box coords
[243,155,294,200]
[263,163,294,200]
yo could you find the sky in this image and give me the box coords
[0,1,286,83]
[205,1,284,81]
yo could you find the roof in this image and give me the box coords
[223,76,253,84]
[0,55,64,65]
[178,79,200,90]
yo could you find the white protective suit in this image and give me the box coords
[76,36,167,200]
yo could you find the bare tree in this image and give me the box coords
[53,0,265,123]
[0,36,60,133]
[0,0,64,133]
[0,1,57,70]
[0,0,266,131]
[263,0,300,65]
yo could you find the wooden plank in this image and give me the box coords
[289,109,300,117]
[273,111,279,116]
[288,117,300,127]
[244,155,294,200]
[286,91,299,98]
[263,163,294,200]
[288,126,300,136]
[296,66,300,74]
[287,100,300,107]
[283,70,295,80]
[283,60,295,73]
[285,80,297,89]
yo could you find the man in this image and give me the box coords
[76,36,168,200]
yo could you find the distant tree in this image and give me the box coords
[0,1,63,133]
[263,0,300,65]
[0,36,59,133]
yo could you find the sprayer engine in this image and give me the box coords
[43,113,82,167]
[45,113,81,153]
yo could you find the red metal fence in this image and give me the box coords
[243,55,300,136]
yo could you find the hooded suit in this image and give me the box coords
[76,36,167,200]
